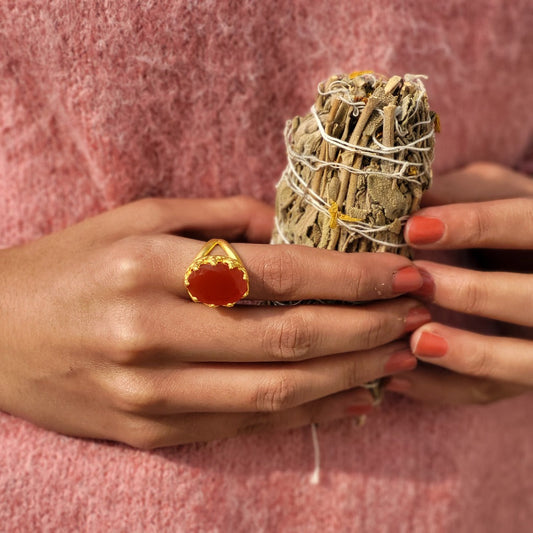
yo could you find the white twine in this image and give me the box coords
[272,215,291,245]
[279,161,409,249]
[276,73,434,250]
[286,139,426,184]
[310,106,434,161]
[309,423,321,485]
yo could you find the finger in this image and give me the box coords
[405,197,533,249]
[385,366,528,406]
[412,260,533,326]
[423,163,533,207]
[151,297,430,362]
[73,196,275,245]
[119,387,376,448]
[105,341,416,415]
[409,323,533,386]
[120,235,424,301]
[171,196,275,243]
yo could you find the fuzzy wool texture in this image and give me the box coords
[1,1,533,531]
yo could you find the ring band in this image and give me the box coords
[184,239,249,307]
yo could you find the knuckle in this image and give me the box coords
[348,264,364,298]
[106,305,153,362]
[343,358,369,390]
[459,278,487,316]
[225,195,266,221]
[260,247,300,299]
[110,372,162,414]
[263,311,313,361]
[329,258,365,300]
[108,237,153,292]
[254,374,298,412]
[467,208,491,245]
[357,313,390,350]
[134,198,168,230]
[464,343,493,378]
[228,194,253,212]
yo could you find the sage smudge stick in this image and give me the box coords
[270,72,438,406]
[272,71,438,256]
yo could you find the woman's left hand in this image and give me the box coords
[386,163,533,405]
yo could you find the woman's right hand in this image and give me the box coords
[0,196,428,448]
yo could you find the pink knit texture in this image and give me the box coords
[1,1,532,531]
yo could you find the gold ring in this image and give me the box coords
[184,239,249,307]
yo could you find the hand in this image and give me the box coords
[0,196,427,448]
[386,163,533,405]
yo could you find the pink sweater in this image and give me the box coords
[1,1,532,531]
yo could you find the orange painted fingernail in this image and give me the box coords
[385,376,412,393]
[343,389,374,416]
[392,266,423,293]
[414,331,448,358]
[404,306,432,333]
[384,349,418,374]
[407,216,445,245]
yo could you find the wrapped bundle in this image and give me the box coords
[271,72,437,406]
[272,71,437,256]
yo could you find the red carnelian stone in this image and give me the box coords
[187,262,247,306]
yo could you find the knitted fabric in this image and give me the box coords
[1,1,532,531]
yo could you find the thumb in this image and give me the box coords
[423,162,533,207]
[175,195,275,243]
[102,195,275,243]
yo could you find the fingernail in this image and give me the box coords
[411,268,435,301]
[392,266,423,293]
[343,388,374,416]
[414,331,448,358]
[404,306,432,333]
[384,349,418,374]
[406,216,445,245]
[385,377,412,393]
